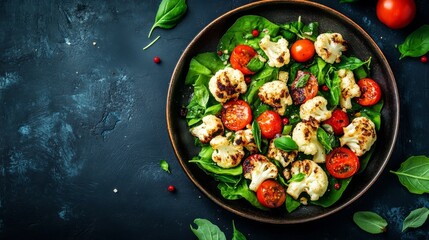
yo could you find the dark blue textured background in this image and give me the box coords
[1,0,428,239]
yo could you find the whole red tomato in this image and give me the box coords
[376,0,416,29]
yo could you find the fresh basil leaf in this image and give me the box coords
[204,104,222,116]
[160,160,170,173]
[316,127,337,153]
[402,207,429,232]
[288,172,305,183]
[273,136,299,152]
[325,68,341,106]
[390,155,429,194]
[252,120,262,152]
[148,0,188,38]
[353,211,388,234]
[315,56,328,85]
[294,73,310,88]
[190,218,227,240]
[301,22,319,41]
[232,221,247,240]
[286,195,301,213]
[398,24,429,59]
[335,56,371,71]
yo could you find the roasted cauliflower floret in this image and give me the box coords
[300,96,332,122]
[210,135,245,168]
[338,69,361,109]
[258,80,293,115]
[242,154,278,191]
[267,138,298,167]
[233,128,258,154]
[259,35,290,68]
[314,33,347,64]
[339,116,377,156]
[286,160,329,201]
[208,67,247,103]
[292,119,326,163]
[190,115,224,144]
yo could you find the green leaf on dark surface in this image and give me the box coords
[390,155,429,194]
[190,218,226,240]
[402,207,429,232]
[160,160,170,173]
[398,24,429,59]
[148,0,188,38]
[232,221,247,240]
[353,211,388,234]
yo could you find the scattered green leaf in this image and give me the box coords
[232,221,247,240]
[390,155,429,194]
[398,24,429,59]
[353,211,388,234]
[402,207,429,232]
[190,218,226,240]
[148,0,188,38]
[160,159,170,173]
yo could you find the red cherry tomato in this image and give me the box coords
[230,45,257,75]
[291,70,319,105]
[326,147,360,179]
[290,39,315,62]
[221,99,253,131]
[376,0,416,29]
[256,179,286,208]
[323,109,350,135]
[256,110,282,139]
[356,78,382,106]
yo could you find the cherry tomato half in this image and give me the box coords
[291,70,319,105]
[230,45,257,75]
[256,179,286,208]
[326,147,360,179]
[356,78,382,106]
[221,99,253,131]
[323,109,350,135]
[291,39,315,63]
[256,110,282,139]
[376,0,416,29]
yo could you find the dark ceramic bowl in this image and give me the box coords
[166,0,399,224]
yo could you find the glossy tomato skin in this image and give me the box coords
[256,110,282,139]
[323,109,350,135]
[221,99,253,131]
[326,147,360,179]
[291,39,315,62]
[230,45,257,75]
[356,78,382,106]
[376,0,416,29]
[291,70,319,105]
[256,179,286,208]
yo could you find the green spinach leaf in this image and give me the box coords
[312,176,352,207]
[218,179,268,210]
[190,218,226,240]
[286,195,301,213]
[252,120,262,152]
[398,24,429,59]
[316,127,338,153]
[390,155,429,194]
[402,207,429,232]
[353,211,388,234]
[148,0,188,38]
[232,221,247,240]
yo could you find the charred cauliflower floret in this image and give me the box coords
[208,67,247,103]
[286,160,329,201]
[210,135,245,168]
[338,69,361,109]
[339,116,377,156]
[300,96,332,122]
[190,115,224,144]
[242,154,278,191]
[314,33,347,64]
[258,80,293,115]
[259,35,290,68]
[292,119,326,163]
[267,138,298,167]
[233,128,258,154]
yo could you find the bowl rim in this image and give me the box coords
[166,0,400,224]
